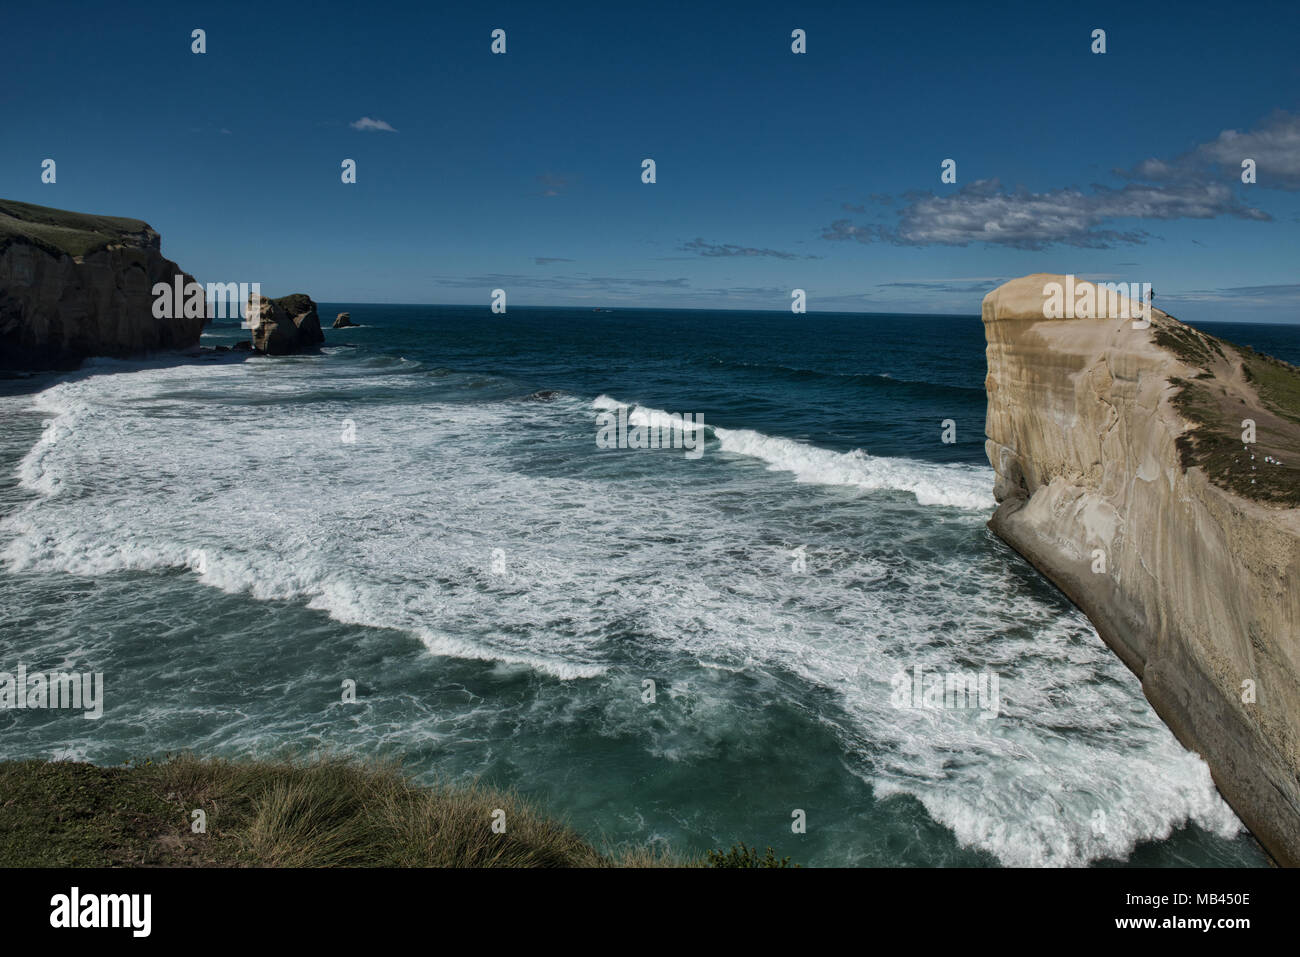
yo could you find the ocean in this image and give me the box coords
[3,305,1295,867]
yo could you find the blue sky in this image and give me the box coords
[5,0,1299,321]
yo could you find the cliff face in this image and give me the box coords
[983,274,1300,865]
[0,199,203,368]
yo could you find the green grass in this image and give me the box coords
[266,293,315,314]
[0,198,153,259]
[1152,320,1225,369]
[0,755,742,868]
[705,843,799,868]
[0,759,182,867]
[1158,315,1300,506]
[1239,347,1300,426]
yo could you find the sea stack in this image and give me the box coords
[333,311,356,328]
[248,292,325,355]
[982,273,1300,865]
[0,198,204,368]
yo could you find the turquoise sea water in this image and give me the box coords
[2,306,1293,867]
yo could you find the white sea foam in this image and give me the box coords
[592,395,993,509]
[0,363,1242,865]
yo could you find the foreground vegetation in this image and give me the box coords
[0,756,793,868]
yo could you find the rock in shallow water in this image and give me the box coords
[248,293,325,355]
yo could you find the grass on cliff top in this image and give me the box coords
[0,198,152,259]
[1155,314,1300,507]
[1152,319,1227,370]
[266,293,316,314]
[1239,345,1300,426]
[0,755,779,868]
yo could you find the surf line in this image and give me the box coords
[596,406,705,459]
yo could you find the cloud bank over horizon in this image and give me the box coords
[822,113,1291,252]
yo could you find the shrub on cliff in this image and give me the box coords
[705,842,797,868]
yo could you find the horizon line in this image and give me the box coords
[297,301,1295,326]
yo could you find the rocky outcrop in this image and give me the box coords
[0,199,204,368]
[983,273,1300,865]
[332,311,356,328]
[248,293,325,355]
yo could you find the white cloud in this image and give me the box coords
[680,237,817,260]
[1123,111,1300,190]
[350,116,397,132]
[825,113,1293,250]
[824,179,1268,250]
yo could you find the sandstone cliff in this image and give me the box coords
[983,274,1300,865]
[0,199,204,368]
